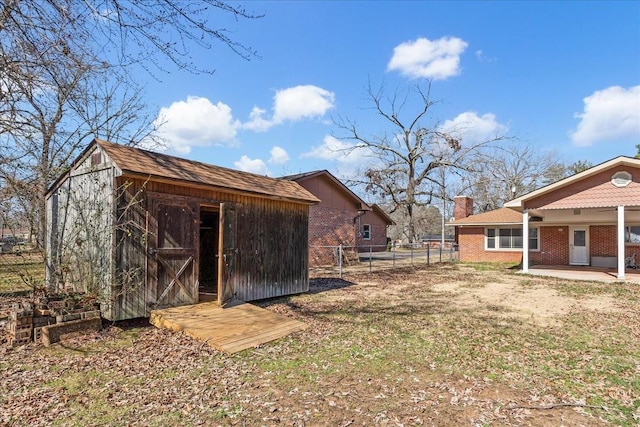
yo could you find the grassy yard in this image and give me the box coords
[0,251,45,294]
[1,263,639,426]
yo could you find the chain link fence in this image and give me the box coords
[309,244,459,278]
[0,243,45,299]
[1,243,460,298]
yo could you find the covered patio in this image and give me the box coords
[525,265,640,284]
[504,157,640,281]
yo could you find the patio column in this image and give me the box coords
[522,210,529,273]
[618,205,625,280]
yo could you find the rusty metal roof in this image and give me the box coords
[96,139,320,204]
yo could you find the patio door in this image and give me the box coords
[569,227,589,265]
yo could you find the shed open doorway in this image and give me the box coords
[199,207,220,302]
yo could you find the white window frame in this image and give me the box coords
[362,224,371,240]
[528,227,539,251]
[485,227,539,251]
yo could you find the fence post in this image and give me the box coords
[427,246,430,266]
[339,244,343,279]
[393,248,396,269]
[411,244,414,266]
[439,245,442,263]
[369,246,372,273]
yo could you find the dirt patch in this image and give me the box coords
[432,278,621,327]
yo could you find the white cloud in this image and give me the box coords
[243,106,272,132]
[269,146,289,164]
[570,85,640,146]
[154,96,240,153]
[243,85,335,131]
[301,135,379,177]
[439,112,508,145]
[273,85,335,122]
[233,155,270,175]
[387,36,468,80]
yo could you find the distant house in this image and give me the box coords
[356,204,395,251]
[46,139,319,321]
[283,170,393,266]
[420,234,455,249]
[448,156,640,280]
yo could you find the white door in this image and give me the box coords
[569,227,589,265]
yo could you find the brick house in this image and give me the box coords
[449,156,640,279]
[356,204,395,251]
[283,170,393,266]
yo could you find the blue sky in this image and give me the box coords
[139,1,640,191]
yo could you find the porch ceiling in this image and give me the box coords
[527,207,640,225]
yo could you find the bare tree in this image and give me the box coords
[334,80,508,243]
[0,41,156,247]
[568,159,593,175]
[458,144,567,213]
[0,0,262,247]
[386,204,442,244]
[0,1,262,77]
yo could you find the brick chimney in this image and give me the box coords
[454,196,474,220]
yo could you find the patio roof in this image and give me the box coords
[505,156,640,211]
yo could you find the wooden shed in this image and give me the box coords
[45,139,319,321]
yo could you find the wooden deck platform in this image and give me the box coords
[149,300,307,354]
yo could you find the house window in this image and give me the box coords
[486,227,538,250]
[529,228,539,250]
[625,226,640,243]
[612,171,632,188]
[362,224,371,240]
[487,228,496,249]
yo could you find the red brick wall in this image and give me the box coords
[457,227,522,263]
[590,225,617,256]
[529,226,569,265]
[460,225,640,266]
[356,210,389,251]
[590,225,640,260]
[454,196,474,220]
[308,205,357,267]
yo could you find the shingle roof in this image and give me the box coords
[97,139,320,204]
[448,207,522,226]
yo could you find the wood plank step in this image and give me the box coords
[150,300,306,354]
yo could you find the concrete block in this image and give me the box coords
[42,317,102,347]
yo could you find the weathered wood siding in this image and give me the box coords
[110,178,149,320]
[109,178,310,320]
[46,148,116,306]
[231,199,309,301]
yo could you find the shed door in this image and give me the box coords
[218,202,237,307]
[148,196,198,308]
